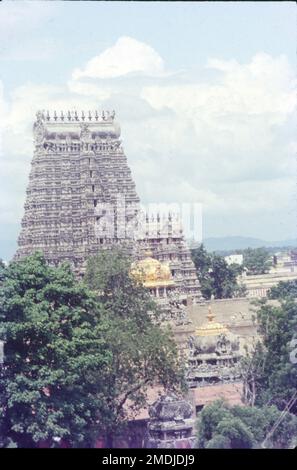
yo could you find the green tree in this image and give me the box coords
[191,244,245,299]
[242,247,272,275]
[197,398,231,447]
[0,260,5,283]
[197,400,297,449]
[215,415,254,448]
[0,252,110,448]
[239,341,266,407]
[206,434,231,449]
[197,400,254,449]
[232,403,297,448]
[85,248,185,447]
[241,299,297,415]
[268,279,297,300]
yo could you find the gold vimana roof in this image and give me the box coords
[195,305,228,337]
[130,251,175,288]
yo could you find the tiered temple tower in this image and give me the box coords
[15,110,139,271]
[137,213,201,302]
[15,109,202,303]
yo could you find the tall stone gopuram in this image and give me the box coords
[15,109,202,303]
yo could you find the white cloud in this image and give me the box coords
[1,42,296,241]
[72,36,165,80]
[0,1,54,41]
[0,80,5,136]
[0,1,59,61]
[0,82,99,226]
[142,53,295,121]
[67,79,112,99]
[139,52,296,188]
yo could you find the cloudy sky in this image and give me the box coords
[0,1,296,260]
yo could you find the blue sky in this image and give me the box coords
[0,1,296,260]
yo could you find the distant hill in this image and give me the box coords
[200,236,297,253]
[2,236,297,263]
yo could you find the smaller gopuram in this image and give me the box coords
[130,251,194,333]
[130,250,176,300]
[145,394,196,449]
[137,213,202,304]
[187,306,241,388]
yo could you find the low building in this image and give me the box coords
[225,254,243,266]
[271,250,297,275]
[240,271,297,298]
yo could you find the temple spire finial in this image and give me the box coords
[207,305,215,323]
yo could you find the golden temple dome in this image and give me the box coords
[195,305,228,337]
[130,252,175,288]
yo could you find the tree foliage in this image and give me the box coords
[268,279,297,300]
[241,299,297,415]
[85,248,185,446]
[0,252,110,448]
[197,400,297,448]
[0,260,5,283]
[191,244,245,300]
[0,249,184,447]
[242,247,272,275]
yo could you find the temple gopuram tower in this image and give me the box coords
[15,109,202,303]
[15,110,139,271]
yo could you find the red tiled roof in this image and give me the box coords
[191,382,243,407]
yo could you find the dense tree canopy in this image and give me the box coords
[0,260,5,283]
[242,247,272,275]
[268,279,297,300]
[197,400,297,449]
[191,244,245,299]
[241,298,297,415]
[0,249,184,448]
[85,248,185,446]
[0,252,110,447]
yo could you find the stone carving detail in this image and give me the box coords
[146,394,196,449]
[80,122,91,141]
[149,394,193,421]
[33,111,45,144]
[216,334,232,355]
[186,308,242,388]
[167,293,193,325]
[102,110,115,121]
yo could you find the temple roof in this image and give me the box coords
[195,305,228,337]
[130,251,175,288]
[34,110,121,140]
